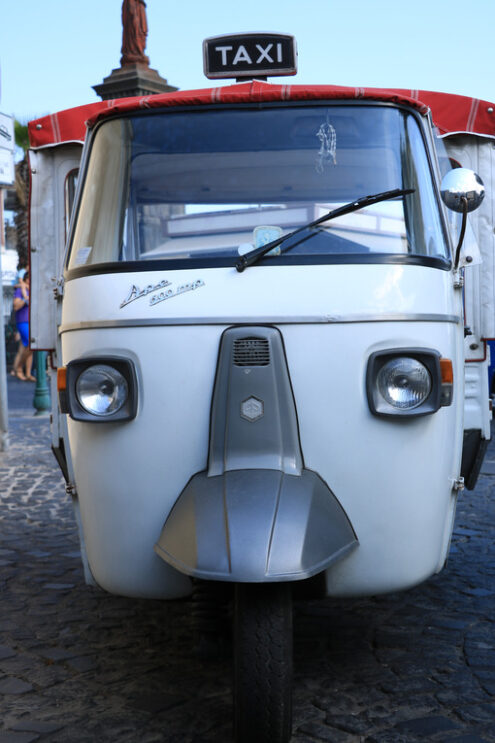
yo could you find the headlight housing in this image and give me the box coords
[62,357,138,422]
[367,349,448,418]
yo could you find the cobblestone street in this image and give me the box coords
[0,376,494,743]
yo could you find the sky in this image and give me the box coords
[1,0,494,125]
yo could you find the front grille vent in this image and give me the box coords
[233,337,270,367]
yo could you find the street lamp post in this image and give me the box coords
[33,351,50,415]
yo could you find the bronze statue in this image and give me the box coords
[121,0,149,66]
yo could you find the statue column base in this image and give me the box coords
[93,64,178,100]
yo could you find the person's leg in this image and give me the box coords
[16,348,29,380]
[12,340,24,378]
[25,351,35,381]
[15,323,30,380]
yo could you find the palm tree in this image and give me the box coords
[13,121,29,269]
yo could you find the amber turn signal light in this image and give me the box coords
[440,358,453,406]
[440,358,453,385]
[57,367,67,391]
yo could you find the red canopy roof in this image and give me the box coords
[28,80,495,150]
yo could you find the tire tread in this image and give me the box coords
[234,583,292,743]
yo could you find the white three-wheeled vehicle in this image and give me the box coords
[28,34,493,742]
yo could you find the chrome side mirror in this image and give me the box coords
[441,168,485,213]
[441,168,485,269]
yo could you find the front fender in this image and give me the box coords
[154,469,358,582]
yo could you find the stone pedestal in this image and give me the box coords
[93,64,178,100]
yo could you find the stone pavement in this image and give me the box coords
[0,375,494,743]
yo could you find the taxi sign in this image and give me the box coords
[203,33,297,80]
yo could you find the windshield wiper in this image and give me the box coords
[235,187,415,272]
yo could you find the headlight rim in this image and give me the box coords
[366,348,442,419]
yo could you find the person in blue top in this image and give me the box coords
[12,271,34,381]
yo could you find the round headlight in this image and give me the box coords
[76,364,128,417]
[377,357,431,410]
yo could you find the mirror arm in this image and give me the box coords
[454,196,468,270]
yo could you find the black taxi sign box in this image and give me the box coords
[203,33,297,80]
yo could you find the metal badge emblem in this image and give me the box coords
[120,279,205,309]
[241,396,264,422]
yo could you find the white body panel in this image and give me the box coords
[61,264,464,597]
[443,136,495,341]
[443,136,493,441]
[29,145,82,350]
[464,357,491,438]
[61,263,459,329]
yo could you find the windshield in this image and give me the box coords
[68,105,449,270]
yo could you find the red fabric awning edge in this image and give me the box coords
[28,81,495,150]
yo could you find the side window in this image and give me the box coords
[65,169,79,240]
[401,117,449,258]
[433,134,464,248]
[434,130,462,178]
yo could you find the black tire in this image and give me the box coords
[233,582,293,743]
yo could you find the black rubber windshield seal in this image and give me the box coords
[65,253,450,281]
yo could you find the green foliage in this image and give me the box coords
[14,120,29,153]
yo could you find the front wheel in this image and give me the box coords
[233,582,293,743]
